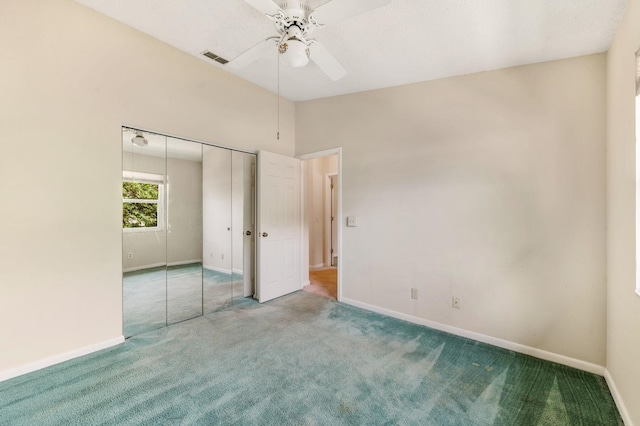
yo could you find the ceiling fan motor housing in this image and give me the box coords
[275,0,312,36]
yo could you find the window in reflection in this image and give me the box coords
[122,172,165,231]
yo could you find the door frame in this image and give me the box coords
[297,148,343,302]
[325,173,338,267]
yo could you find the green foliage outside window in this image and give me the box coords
[123,182,158,200]
[123,182,160,228]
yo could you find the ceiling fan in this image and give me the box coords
[131,130,148,147]
[227,0,391,81]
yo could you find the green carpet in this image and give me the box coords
[0,292,622,425]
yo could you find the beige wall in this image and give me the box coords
[296,54,607,366]
[202,147,232,273]
[0,0,294,374]
[606,0,640,423]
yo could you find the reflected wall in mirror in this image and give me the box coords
[202,145,233,314]
[166,137,203,325]
[123,127,256,337]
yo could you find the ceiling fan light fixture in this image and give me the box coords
[281,39,310,67]
[132,131,148,147]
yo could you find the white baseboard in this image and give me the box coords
[124,260,204,273]
[123,262,165,273]
[302,280,311,287]
[309,263,325,270]
[203,265,232,274]
[605,369,634,426]
[0,336,125,383]
[341,298,605,376]
[167,259,202,267]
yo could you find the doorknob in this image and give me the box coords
[262,232,268,237]
[245,230,252,236]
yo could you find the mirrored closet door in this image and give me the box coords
[122,128,255,338]
[166,137,204,325]
[122,131,167,337]
[202,145,232,314]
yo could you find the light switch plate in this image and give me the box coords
[347,216,358,227]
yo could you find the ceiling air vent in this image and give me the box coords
[202,51,229,65]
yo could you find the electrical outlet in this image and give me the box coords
[411,288,418,300]
[452,297,460,309]
[127,252,133,259]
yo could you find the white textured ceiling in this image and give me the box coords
[76,0,626,101]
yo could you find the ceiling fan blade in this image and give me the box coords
[309,42,348,81]
[227,38,278,69]
[310,0,390,25]
[244,0,282,15]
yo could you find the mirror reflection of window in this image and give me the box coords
[122,172,165,231]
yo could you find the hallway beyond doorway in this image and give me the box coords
[303,267,337,299]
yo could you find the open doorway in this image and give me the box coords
[299,150,341,301]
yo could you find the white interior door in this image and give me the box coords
[257,150,301,303]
